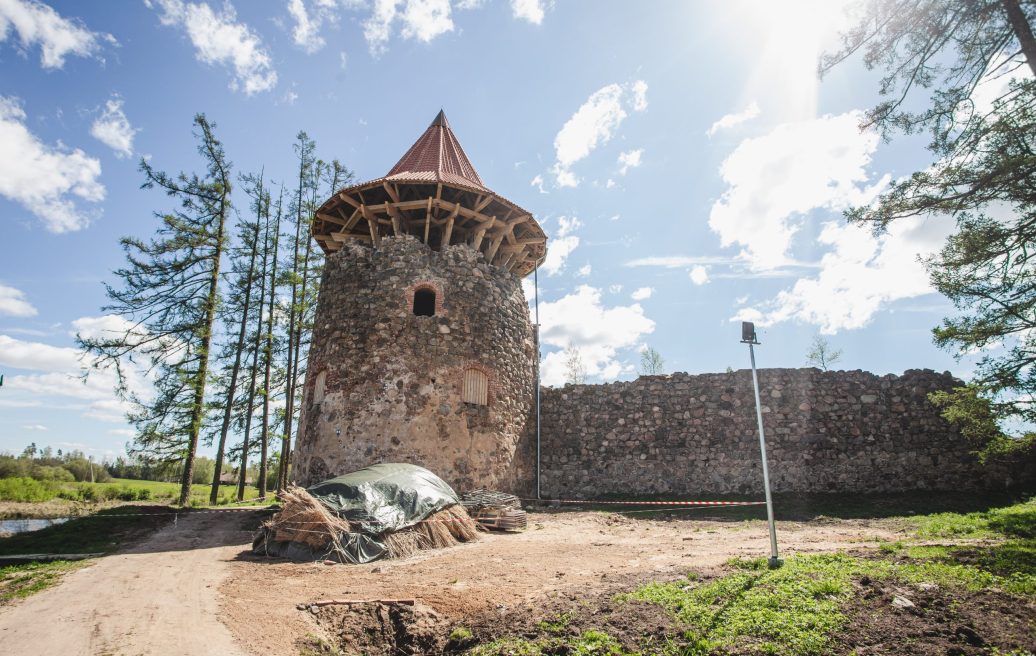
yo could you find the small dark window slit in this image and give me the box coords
[413,288,436,316]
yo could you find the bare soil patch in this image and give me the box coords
[832,578,1036,655]
[222,510,904,655]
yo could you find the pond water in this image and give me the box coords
[0,517,70,535]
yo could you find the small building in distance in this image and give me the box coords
[293,111,547,493]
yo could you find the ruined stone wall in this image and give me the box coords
[534,369,1032,497]
[293,235,536,493]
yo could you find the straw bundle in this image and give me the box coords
[265,485,353,548]
[383,505,481,559]
[263,486,481,560]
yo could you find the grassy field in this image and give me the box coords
[0,476,273,517]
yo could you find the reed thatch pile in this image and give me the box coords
[268,485,354,547]
[262,485,480,560]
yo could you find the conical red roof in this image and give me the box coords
[384,110,488,191]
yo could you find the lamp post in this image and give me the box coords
[741,321,781,568]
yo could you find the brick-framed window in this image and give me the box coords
[405,280,446,317]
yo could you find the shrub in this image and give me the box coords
[30,465,75,483]
[0,477,56,502]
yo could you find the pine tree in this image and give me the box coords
[206,172,266,504]
[257,187,284,498]
[236,175,274,501]
[824,1,1036,442]
[78,114,231,506]
[278,133,326,491]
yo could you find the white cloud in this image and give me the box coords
[631,80,648,111]
[530,174,546,194]
[689,265,710,285]
[0,96,104,232]
[456,0,484,8]
[511,0,548,24]
[734,217,952,333]
[709,111,887,270]
[22,424,46,431]
[70,314,141,342]
[153,0,277,95]
[287,0,332,53]
[630,286,653,301]
[0,334,81,372]
[539,215,582,275]
[0,0,114,69]
[90,96,137,158]
[556,215,581,237]
[608,284,623,294]
[549,80,648,187]
[109,428,136,437]
[538,285,655,386]
[626,255,739,269]
[364,0,453,55]
[577,264,591,277]
[541,236,578,276]
[617,148,642,175]
[0,283,37,317]
[706,100,761,137]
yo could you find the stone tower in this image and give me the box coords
[293,111,548,493]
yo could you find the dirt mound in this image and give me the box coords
[301,601,447,655]
[832,578,1036,655]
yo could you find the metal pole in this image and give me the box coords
[534,266,542,500]
[748,340,781,568]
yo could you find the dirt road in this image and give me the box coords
[0,508,907,655]
[0,508,263,656]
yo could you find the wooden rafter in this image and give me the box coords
[313,182,547,276]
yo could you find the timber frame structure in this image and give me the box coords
[312,111,547,277]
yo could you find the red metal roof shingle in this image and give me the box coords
[386,110,487,190]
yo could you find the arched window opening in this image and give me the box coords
[413,288,436,316]
[462,368,489,406]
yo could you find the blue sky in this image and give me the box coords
[0,0,983,459]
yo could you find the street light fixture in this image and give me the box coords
[741,321,782,568]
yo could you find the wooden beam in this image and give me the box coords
[361,205,379,246]
[472,227,487,250]
[442,203,459,248]
[474,194,495,213]
[383,206,401,236]
[486,233,505,263]
[344,207,362,231]
[330,232,372,242]
[338,192,361,209]
[424,198,433,244]
[316,211,347,226]
[382,182,400,204]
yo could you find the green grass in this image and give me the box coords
[0,505,178,557]
[0,476,272,509]
[0,560,87,606]
[621,550,1035,656]
[906,497,1036,539]
[468,630,629,656]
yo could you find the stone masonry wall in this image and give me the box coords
[534,368,1032,497]
[293,235,536,493]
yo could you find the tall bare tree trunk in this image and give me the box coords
[209,216,261,504]
[178,143,229,507]
[237,190,272,502]
[1003,0,1036,77]
[258,189,283,498]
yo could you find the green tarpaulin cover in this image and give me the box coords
[253,463,461,564]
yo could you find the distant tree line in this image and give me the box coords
[78,114,352,505]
